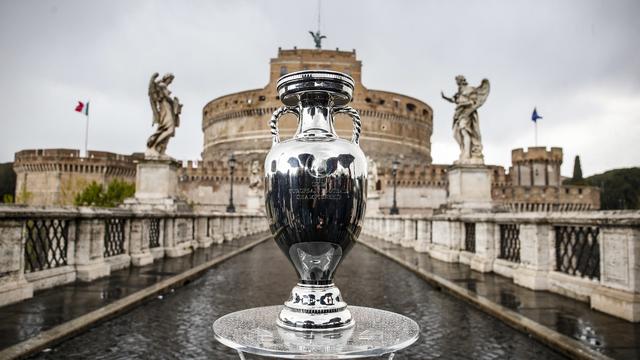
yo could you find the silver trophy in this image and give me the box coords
[264,70,367,331]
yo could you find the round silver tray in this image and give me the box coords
[213,305,419,359]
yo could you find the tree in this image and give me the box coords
[585,168,640,210]
[572,155,583,181]
[74,180,135,207]
[0,162,16,203]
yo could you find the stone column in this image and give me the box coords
[238,216,247,237]
[470,221,496,273]
[165,217,193,258]
[389,218,403,245]
[223,215,234,242]
[210,216,224,244]
[129,218,154,266]
[233,216,242,239]
[429,218,462,262]
[513,222,550,290]
[75,218,110,282]
[384,217,395,242]
[414,219,431,253]
[401,217,417,248]
[0,219,34,306]
[591,226,640,321]
[196,216,213,248]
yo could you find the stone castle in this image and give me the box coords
[13,47,599,211]
[13,149,140,206]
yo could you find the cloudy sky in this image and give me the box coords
[1,0,638,176]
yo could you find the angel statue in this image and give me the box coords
[309,30,326,49]
[146,72,183,159]
[441,75,490,164]
[248,160,263,194]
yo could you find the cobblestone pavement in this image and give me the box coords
[27,240,567,360]
[0,232,268,351]
[360,235,640,360]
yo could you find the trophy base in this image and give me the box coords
[277,283,354,331]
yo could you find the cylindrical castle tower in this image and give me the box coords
[201,48,433,168]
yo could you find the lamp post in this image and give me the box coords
[390,159,400,215]
[226,154,236,213]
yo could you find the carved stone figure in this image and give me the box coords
[308,30,326,49]
[248,160,263,193]
[146,72,183,159]
[442,76,490,164]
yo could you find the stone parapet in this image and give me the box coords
[363,210,640,322]
[0,205,268,307]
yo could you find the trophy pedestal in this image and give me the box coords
[446,164,494,211]
[213,305,419,359]
[278,283,353,331]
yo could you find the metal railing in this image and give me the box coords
[464,222,476,253]
[555,226,600,280]
[24,219,68,272]
[104,218,126,257]
[149,218,161,248]
[499,224,520,263]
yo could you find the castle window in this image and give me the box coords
[365,97,372,103]
[406,103,416,112]
[379,99,385,105]
[259,95,266,101]
[280,66,287,76]
[423,109,429,116]
[393,99,400,108]
[578,188,583,194]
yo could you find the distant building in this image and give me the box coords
[493,147,599,211]
[13,149,140,206]
[12,47,600,211]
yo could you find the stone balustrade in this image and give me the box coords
[363,211,640,322]
[0,205,268,307]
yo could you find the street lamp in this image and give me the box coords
[226,153,236,213]
[390,159,400,215]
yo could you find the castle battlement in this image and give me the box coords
[512,147,563,163]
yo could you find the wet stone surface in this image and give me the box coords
[0,234,267,351]
[361,235,640,360]
[28,241,566,359]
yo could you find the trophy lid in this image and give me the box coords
[277,70,355,106]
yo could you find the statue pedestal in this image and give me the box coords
[366,193,382,216]
[245,191,262,213]
[124,158,189,212]
[446,164,493,211]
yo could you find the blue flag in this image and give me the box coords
[531,107,543,122]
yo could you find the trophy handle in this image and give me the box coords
[332,106,362,145]
[269,106,300,144]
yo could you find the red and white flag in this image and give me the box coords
[75,101,89,116]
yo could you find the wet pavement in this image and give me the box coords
[25,240,568,360]
[0,232,269,351]
[360,235,640,360]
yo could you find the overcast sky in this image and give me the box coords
[1,0,638,176]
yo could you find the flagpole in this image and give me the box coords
[84,112,89,158]
[534,120,538,146]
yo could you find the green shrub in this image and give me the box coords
[74,180,135,207]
